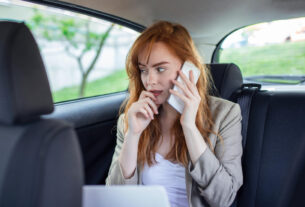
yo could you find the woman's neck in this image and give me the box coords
[159,102,179,133]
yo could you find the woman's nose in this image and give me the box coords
[147,71,157,85]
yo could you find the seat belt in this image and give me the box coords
[229,83,260,207]
[237,83,261,150]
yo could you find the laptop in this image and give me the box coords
[83,185,171,207]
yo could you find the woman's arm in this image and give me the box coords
[105,115,139,185]
[170,69,243,206]
[182,121,208,164]
[119,129,141,179]
[106,91,158,185]
[187,104,243,207]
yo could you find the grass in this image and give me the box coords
[53,69,129,103]
[219,41,305,77]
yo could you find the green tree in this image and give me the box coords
[27,9,115,97]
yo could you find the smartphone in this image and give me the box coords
[167,61,201,114]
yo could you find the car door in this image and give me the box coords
[47,92,128,184]
[0,0,141,185]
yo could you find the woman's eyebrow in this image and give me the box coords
[138,62,146,66]
[152,61,169,67]
[138,61,169,67]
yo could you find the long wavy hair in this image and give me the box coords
[121,21,218,168]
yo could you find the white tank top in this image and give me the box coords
[142,153,189,207]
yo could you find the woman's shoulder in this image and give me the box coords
[208,96,241,123]
[208,95,237,110]
[117,113,125,130]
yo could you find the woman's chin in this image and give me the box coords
[155,100,162,107]
[155,96,167,106]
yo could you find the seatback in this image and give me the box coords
[278,134,305,207]
[208,63,305,207]
[0,21,83,207]
[238,91,305,207]
[207,63,243,101]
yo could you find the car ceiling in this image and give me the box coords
[60,0,305,46]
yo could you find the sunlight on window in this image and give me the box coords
[222,17,305,48]
[218,17,305,90]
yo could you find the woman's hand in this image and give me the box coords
[127,91,159,136]
[169,70,201,128]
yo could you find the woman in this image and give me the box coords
[106,21,243,207]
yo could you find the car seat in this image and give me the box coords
[0,21,83,207]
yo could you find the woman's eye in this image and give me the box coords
[139,68,147,73]
[157,67,165,72]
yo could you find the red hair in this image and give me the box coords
[121,21,218,167]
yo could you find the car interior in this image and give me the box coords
[0,0,304,207]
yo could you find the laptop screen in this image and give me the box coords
[83,185,171,207]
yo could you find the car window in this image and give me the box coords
[0,0,139,102]
[214,17,305,91]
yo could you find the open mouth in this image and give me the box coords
[150,90,163,97]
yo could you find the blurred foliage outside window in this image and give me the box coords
[0,0,139,102]
[217,17,305,86]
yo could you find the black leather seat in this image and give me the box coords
[207,63,243,101]
[238,91,305,207]
[0,21,83,207]
[208,63,305,207]
[278,134,305,207]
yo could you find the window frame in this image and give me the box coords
[25,0,145,33]
[211,26,243,63]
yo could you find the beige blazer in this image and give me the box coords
[106,96,243,207]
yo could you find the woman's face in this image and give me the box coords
[138,42,182,105]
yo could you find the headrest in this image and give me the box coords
[207,63,243,100]
[0,21,53,125]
